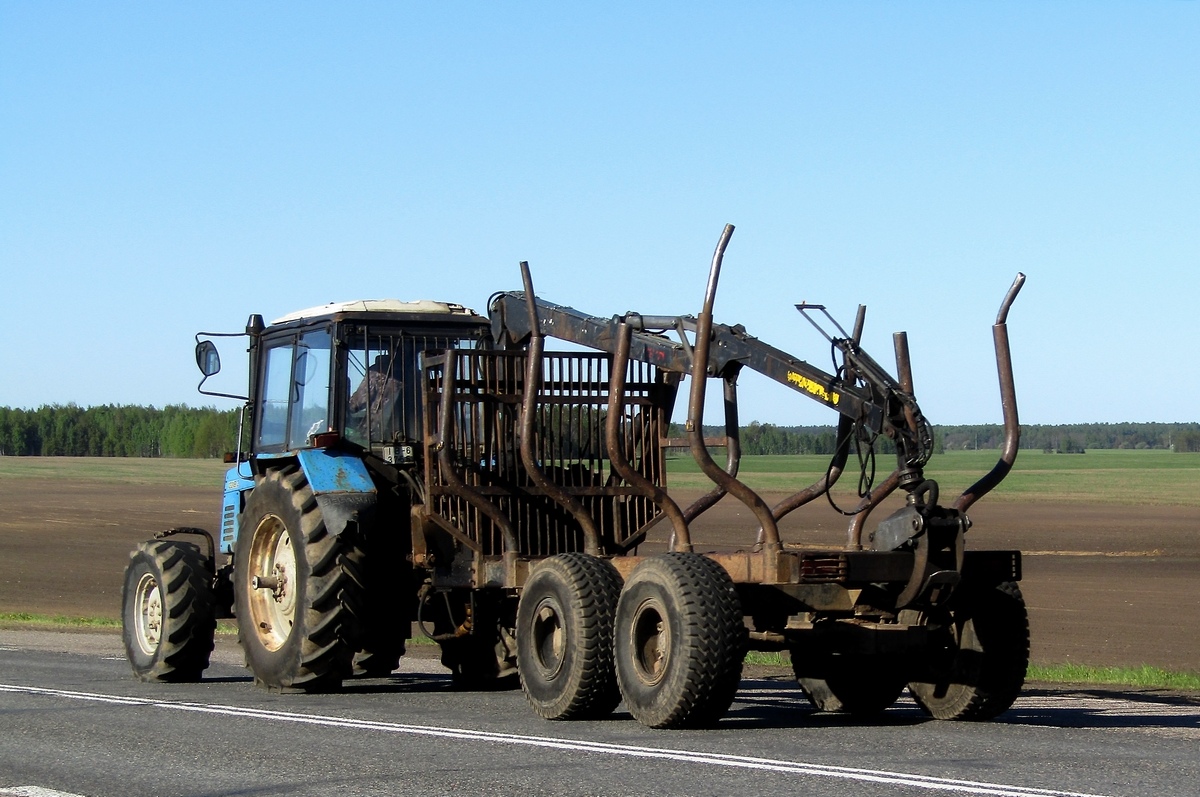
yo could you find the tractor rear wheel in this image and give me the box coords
[516,553,623,720]
[908,581,1029,721]
[352,528,409,678]
[234,466,365,692]
[122,539,216,682]
[614,553,745,729]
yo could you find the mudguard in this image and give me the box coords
[295,448,378,537]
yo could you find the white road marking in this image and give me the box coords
[0,683,1113,797]
[0,787,89,797]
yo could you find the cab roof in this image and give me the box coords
[272,299,481,325]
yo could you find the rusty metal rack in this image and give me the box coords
[416,347,682,583]
[415,225,1026,611]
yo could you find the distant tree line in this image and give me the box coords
[936,422,1200,453]
[668,422,891,456]
[2,406,1198,458]
[0,405,241,458]
[681,421,1200,456]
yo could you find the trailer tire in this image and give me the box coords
[614,553,745,729]
[441,632,520,691]
[908,581,1029,721]
[431,591,520,691]
[353,645,404,678]
[516,553,623,720]
[122,540,216,682]
[235,466,365,692]
[795,662,906,717]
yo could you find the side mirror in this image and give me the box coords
[196,340,221,377]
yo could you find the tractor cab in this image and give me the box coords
[249,300,490,462]
[199,299,490,461]
[196,299,491,553]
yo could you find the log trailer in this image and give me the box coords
[122,225,1029,728]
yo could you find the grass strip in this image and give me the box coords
[1027,663,1200,692]
[0,612,120,629]
[0,612,237,635]
[745,650,790,668]
[743,651,1200,693]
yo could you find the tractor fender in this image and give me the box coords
[295,448,378,537]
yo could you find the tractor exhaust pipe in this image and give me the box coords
[954,273,1026,512]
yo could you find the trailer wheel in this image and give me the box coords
[122,540,216,682]
[353,645,404,678]
[431,591,520,691]
[235,466,365,692]
[440,630,520,690]
[908,581,1029,721]
[795,662,906,717]
[614,553,745,729]
[516,553,623,720]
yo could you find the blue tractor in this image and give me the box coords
[123,299,497,691]
[122,227,1031,728]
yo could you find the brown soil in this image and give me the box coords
[1,478,1197,672]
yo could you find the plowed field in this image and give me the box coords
[1,459,1197,671]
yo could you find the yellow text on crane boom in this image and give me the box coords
[787,372,840,406]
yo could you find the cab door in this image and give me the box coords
[254,326,333,453]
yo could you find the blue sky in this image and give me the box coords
[2,3,1196,426]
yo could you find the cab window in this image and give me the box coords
[289,328,332,447]
[257,342,294,449]
[255,327,333,451]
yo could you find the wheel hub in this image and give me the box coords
[134,572,163,655]
[247,514,298,652]
[531,599,566,679]
[630,598,670,687]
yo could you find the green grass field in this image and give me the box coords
[666,449,1200,507]
[0,455,227,488]
[1,449,1196,505]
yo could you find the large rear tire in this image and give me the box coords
[614,553,745,729]
[352,523,409,678]
[234,466,365,692]
[908,581,1029,721]
[121,539,216,682]
[516,553,623,720]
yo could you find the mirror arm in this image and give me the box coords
[195,332,250,401]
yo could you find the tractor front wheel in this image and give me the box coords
[121,539,216,682]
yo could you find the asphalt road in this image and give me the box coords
[1,631,1197,797]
